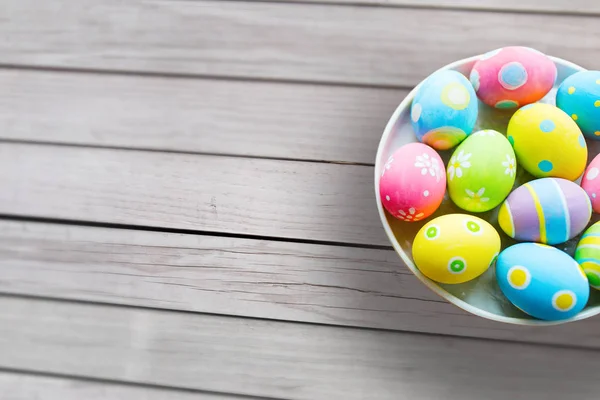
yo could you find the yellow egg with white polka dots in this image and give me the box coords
[412,214,500,284]
[507,103,587,181]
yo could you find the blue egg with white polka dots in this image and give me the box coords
[556,70,600,140]
[496,243,590,321]
[411,70,478,150]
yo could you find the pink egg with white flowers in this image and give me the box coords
[470,46,557,110]
[379,143,446,222]
[582,153,600,213]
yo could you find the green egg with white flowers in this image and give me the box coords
[447,129,516,212]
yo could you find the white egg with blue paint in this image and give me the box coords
[496,243,589,321]
[410,70,478,150]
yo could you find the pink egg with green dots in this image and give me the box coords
[470,46,557,110]
[379,143,446,222]
[581,153,600,213]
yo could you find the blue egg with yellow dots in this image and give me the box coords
[556,70,600,140]
[496,243,590,321]
[411,70,478,150]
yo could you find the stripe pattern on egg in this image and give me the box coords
[498,177,591,245]
[575,221,600,290]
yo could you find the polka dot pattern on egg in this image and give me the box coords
[507,265,531,290]
[411,103,422,123]
[448,257,467,274]
[498,62,528,90]
[495,100,519,109]
[441,82,471,110]
[538,160,553,173]
[539,120,555,133]
[552,290,577,312]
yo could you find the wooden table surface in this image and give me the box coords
[1,1,600,399]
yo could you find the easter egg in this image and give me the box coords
[379,143,446,222]
[412,214,500,284]
[575,222,600,290]
[506,103,587,181]
[496,243,589,321]
[556,70,600,140]
[498,178,591,245]
[581,153,600,213]
[410,70,478,150]
[470,46,556,109]
[447,130,516,212]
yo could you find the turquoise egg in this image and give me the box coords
[496,243,589,321]
[556,70,600,140]
[410,70,478,151]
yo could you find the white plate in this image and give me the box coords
[374,53,600,325]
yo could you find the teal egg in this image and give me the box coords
[411,70,478,151]
[556,70,600,140]
[496,243,589,321]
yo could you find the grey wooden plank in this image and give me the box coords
[5,220,600,348]
[0,143,387,246]
[261,0,600,15]
[1,1,600,87]
[0,372,235,400]
[1,296,598,400]
[0,69,403,164]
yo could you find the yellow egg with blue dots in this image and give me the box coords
[412,214,500,284]
[575,221,600,290]
[507,103,587,181]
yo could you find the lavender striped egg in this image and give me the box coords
[498,178,592,245]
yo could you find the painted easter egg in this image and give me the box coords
[581,153,600,213]
[575,222,600,290]
[556,70,600,140]
[412,214,500,284]
[379,143,446,222]
[496,243,589,321]
[411,70,478,150]
[447,130,516,212]
[470,46,556,109]
[506,103,587,181]
[498,178,591,245]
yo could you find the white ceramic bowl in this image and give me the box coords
[375,53,600,325]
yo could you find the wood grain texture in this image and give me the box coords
[261,0,600,14]
[0,69,404,164]
[3,220,600,348]
[0,372,235,400]
[0,143,388,246]
[1,296,598,400]
[2,0,600,87]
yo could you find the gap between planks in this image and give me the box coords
[0,142,390,246]
[2,219,600,349]
[0,68,406,165]
[238,0,600,16]
[1,0,600,87]
[0,296,598,400]
[0,370,262,400]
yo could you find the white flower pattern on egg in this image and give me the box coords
[397,207,425,222]
[447,150,472,181]
[466,187,490,203]
[502,154,516,177]
[381,156,394,177]
[415,153,442,182]
[473,130,497,137]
